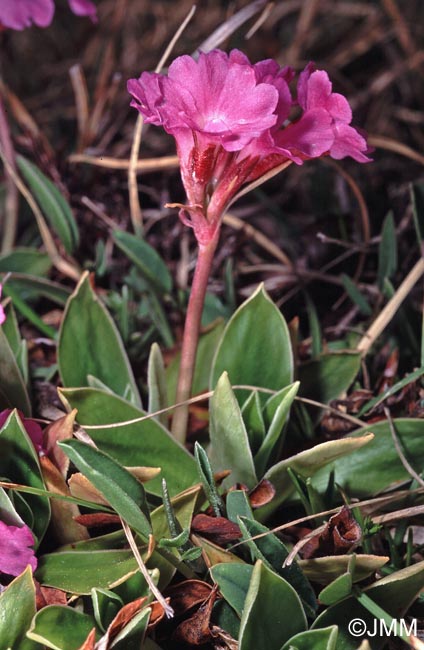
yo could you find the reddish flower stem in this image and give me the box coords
[171,229,220,443]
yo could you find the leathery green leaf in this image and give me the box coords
[27,606,97,650]
[210,563,253,617]
[254,381,299,475]
[59,439,151,539]
[0,410,50,542]
[17,155,79,254]
[311,418,424,498]
[281,626,339,650]
[36,549,138,594]
[0,326,31,415]
[238,516,317,617]
[58,271,141,407]
[258,433,374,518]
[239,560,307,650]
[209,372,257,488]
[313,560,424,650]
[0,567,39,650]
[210,285,293,401]
[298,352,361,405]
[113,229,172,295]
[59,387,197,496]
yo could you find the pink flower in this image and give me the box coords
[0,520,37,576]
[128,49,370,244]
[0,0,97,31]
[0,284,5,326]
[0,409,45,454]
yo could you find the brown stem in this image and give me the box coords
[171,229,220,443]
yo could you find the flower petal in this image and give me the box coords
[0,0,54,30]
[0,520,37,576]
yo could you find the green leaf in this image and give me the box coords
[58,272,141,407]
[6,274,71,306]
[166,319,225,403]
[258,434,374,518]
[411,181,424,248]
[0,326,31,415]
[210,563,253,617]
[378,211,397,289]
[109,607,150,649]
[241,391,266,455]
[311,418,424,498]
[281,626,339,650]
[36,549,138,594]
[27,606,97,650]
[226,490,253,524]
[17,156,79,254]
[194,442,224,516]
[59,439,151,539]
[237,516,317,618]
[254,382,299,475]
[239,560,307,650]
[59,387,198,496]
[0,411,50,542]
[209,372,257,487]
[0,567,39,650]
[318,556,357,605]
[305,293,323,356]
[0,248,51,276]
[341,275,372,316]
[298,352,361,405]
[147,343,168,427]
[313,560,424,650]
[210,285,293,401]
[113,229,172,294]
[91,588,123,632]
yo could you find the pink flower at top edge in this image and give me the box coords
[0,284,5,326]
[0,520,37,576]
[128,49,371,244]
[0,0,97,31]
[0,409,45,454]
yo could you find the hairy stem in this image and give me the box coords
[171,230,220,443]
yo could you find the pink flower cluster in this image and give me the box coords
[0,0,97,31]
[0,521,37,577]
[0,410,43,577]
[128,50,370,244]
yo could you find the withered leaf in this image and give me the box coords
[248,479,276,508]
[165,580,212,617]
[302,506,362,559]
[191,514,242,545]
[173,585,219,645]
[73,513,121,527]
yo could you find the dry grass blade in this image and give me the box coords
[223,212,293,268]
[384,406,424,488]
[194,0,268,55]
[69,65,91,153]
[0,95,18,253]
[69,153,179,172]
[120,519,174,619]
[285,0,319,62]
[368,135,424,167]
[357,257,424,355]
[128,5,196,236]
